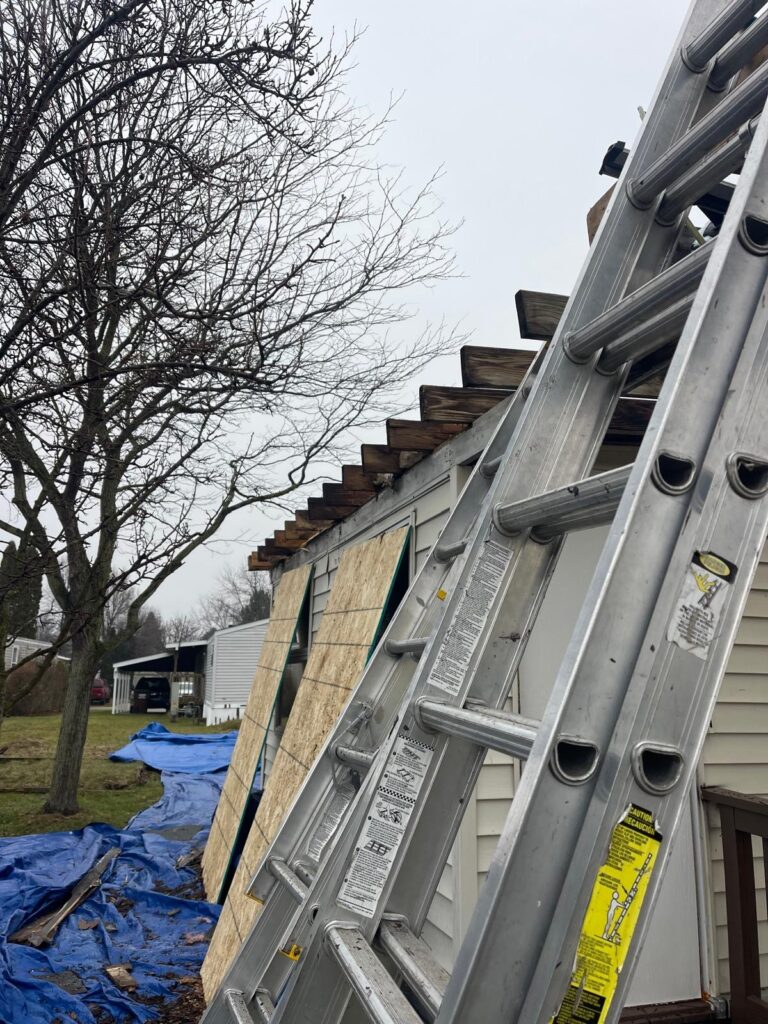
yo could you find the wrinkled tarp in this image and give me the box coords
[128,770,225,841]
[0,749,230,1023]
[109,721,238,774]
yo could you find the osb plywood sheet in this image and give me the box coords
[201,563,312,902]
[202,527,409,999]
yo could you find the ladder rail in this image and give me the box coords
[252,1,750,1019]
[202,334,546,1011]
[514,265,768,1024]
[200,3,768,1022]
[436,89,768,1024]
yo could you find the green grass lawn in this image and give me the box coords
[0,709,237,837]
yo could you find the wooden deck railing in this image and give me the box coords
[702,787,768,1024]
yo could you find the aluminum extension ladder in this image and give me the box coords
[203,3,768,1023]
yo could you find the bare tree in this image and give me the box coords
[197,564,272,633]
[0,0,455,811]
[164,613,201,645]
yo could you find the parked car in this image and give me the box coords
[90,678,110,705]
[130,676,171,713]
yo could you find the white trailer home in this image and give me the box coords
[248,324,768,1024]
[203,619,269,726]
[4,636,69,669]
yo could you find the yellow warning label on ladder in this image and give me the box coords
[552,804,662,1024]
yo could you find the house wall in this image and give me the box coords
[701,542,768,995]
[204,639,216,706]
[4,635,47,669]
[203,619,269,726]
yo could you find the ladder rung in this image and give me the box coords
[479,454,503,478]
[434,537,468,562]
[711,11,768,90]
[416,698,538,761]
[378,917,449,1021]
[334,744,377,770]
[624,340,676,394]
[628,57,768,207]
[224,990,256,1024]
[657,116,759,224]
[267,858,308,904]
[683,0,759,72]
[493,464,632,541]
[563,242,710,362]
[597,294,693,374]
[253,990,275,1024]
[325,926,423,1024]
[385,637,428,657]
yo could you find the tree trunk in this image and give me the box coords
[43,621,101,814]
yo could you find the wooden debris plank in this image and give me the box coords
[201,564,312,903]
[202,527,410,1000]
[386,418,467,452]
[420,384,513,423]
[515,290,568,341]
[10,848,120,947]
[460,346,537,388]
[361,443,402,475]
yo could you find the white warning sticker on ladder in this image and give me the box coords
[306,783,356,864]
[426,538,513,697]
[667,550,737,661]
[336,734,434,918]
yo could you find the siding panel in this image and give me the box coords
[702,541,768,999]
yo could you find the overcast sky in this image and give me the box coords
[154,0,689,617]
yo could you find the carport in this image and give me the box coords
[111,640,208,715]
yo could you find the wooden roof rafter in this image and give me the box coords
[249,283,671,570]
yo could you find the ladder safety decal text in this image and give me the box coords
[552,805,662,1024]
[668,550,737,661]
[307,783,357,863]
[336,734,434,918]
[426,539,513,697]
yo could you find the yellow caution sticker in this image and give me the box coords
[436,588,448,601]
[552,805,662,1024]
[279,942,302,961]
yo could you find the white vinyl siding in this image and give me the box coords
[203,619,269,725]
[4,635,49,669]
[702,544,768,996]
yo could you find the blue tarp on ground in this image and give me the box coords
[0,734,234,1024]
[109,722,238,774]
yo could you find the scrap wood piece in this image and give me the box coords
[105,963,137,991]
[176,846,203,870]
[202,526,410,1000]
[10,848,119,948]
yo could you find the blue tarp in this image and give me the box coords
[0,734,234,1024]
[109,722,238,774]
